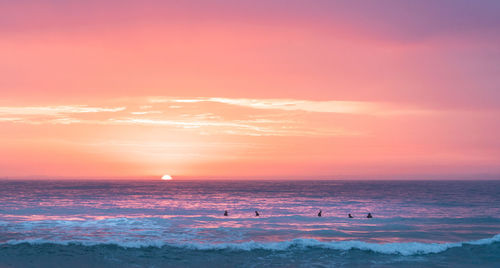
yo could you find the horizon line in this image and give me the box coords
[1,174,500,181]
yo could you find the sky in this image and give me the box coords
[1,0,500,179]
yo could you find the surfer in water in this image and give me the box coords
[224,210,228,216]
[348,214,353,218]
[367,213,373,218]
[255,211,259,216]
[318,210,322,217]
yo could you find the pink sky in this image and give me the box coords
[1,1,500,179]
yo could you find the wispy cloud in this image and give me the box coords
[0,97,432,137]
[0,117,23,122]
[130,111,162,115]
[0,105,126,126]
[107,117,355,136]
[0,105,125,115]
[149,97,432,115]
[150,97,376,114]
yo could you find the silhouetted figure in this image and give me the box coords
[348,214,353,218]
[367,213,373,218]
[255,211,260,217]
[318,210,322,217]
[224,210,228,216]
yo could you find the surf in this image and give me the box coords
[4,233,500,256]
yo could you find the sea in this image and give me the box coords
[0,180,499,267]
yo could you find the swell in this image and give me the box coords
[3,233,500,256]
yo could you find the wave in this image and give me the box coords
[4,233,500,256]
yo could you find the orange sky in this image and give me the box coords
[1,1,500,179]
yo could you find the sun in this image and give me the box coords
[161,174,173,180]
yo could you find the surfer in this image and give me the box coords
[367,213,373,218]
[348,214,353,218]
[318,210,322,217]
[224,210,228,216]
[255,211,260,216]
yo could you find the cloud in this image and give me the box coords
[0,97,430,136]
[0,117,23,122]
[107,117,355,137]
[149,97,431,116]
[130,111,162,115]
[0,105,125,115]
[0,105,126,125]
[151,97,377,113]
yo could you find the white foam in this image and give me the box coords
[177,234,500,255]
[4,234,500,256]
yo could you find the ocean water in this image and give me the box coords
[0,180,499,267]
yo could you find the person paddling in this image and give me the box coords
[367,213,373,218]
[348,213,353,218]
[224,210,228,216]
[318,210,322,217]
[255,211,260,216]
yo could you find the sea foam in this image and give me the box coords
[4,233,500,256]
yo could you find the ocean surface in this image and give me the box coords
[1,180,499,267]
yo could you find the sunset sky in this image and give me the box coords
[1,0,500,179]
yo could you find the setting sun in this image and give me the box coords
[161,175,173,181]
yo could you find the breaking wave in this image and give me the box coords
[4,233,500,256]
